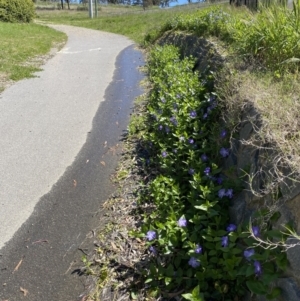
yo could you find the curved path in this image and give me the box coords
[0,25,144,300]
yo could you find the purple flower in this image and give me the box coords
[201,154,208,162]
[188,138,194,144]
[165,126,170,133]
[220,148,230,158]
[189,168,195,175]
[188,257,200,268]
[210,94,216,102]
[195,244,202,254]
[158,125,163,131]
[244,249,255,260]
[254,260,262,276]
[226,224,237,232]
[226,189,233,199]
[211,101,217,109]
[203,113,208,119]
[221,236,229,247]
[178,217,187,227]
[170,116,177,126]
[220,129,227,138]
[216,177,223,185]
[204,167,211,176]
[252,226,260,237]
[161,97,166,103]
[162,151,167,158]
[149,246,157,255]
[190,110,197,118]
[146,230,156,241]
[218,188,226,198]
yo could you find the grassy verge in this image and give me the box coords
[0,22,66,92]
[36,2,227,44]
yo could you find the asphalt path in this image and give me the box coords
[0,25,144,300]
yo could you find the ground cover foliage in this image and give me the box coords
[131,45,290,301]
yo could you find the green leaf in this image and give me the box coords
[246,280,268,295]
[266,287,281,300]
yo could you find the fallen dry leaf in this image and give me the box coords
[13,258,23,273]
[100,161,106,166]
[20,287,28,296]
[110,241,118,251]
[73,180,77,187]
[32,239,48,245]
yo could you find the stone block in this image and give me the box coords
[277,278,300,301]
[286,238,300,281]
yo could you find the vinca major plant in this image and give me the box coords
[134,45,289,301]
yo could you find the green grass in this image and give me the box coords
[37,2,227,44]
[0,22,66,89]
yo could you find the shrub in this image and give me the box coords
[0,0,35,23]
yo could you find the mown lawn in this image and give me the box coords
[0,22,66,91]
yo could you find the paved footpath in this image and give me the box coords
[0,25,144,300]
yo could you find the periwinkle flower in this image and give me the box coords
[204,167,211,176]
[226,224,237,232]
[170,116,178,126]
[189,168,195,175]
[254,260,262,276]
[211,101,217,109]
[252,226,260,237]
[201,154,208,162]
[210,94,216,102]
[203,113,208,119]
[188,138,194,144]
[218,188,226,198]
[190,110,197,118]
[165,126,170,134]
[158,125,163,131]
[244,248,255,260]
[149,246,157,255]
[216,177,223,185]
[220,129,227,138]
[221,236,229,247]
[188,257,200,268]
[161,97,166,103]
[195,244,202,254]
[226,189,234,199]
[162,151,167,158]
[146,230,156,241]
[178,217,187,227]
[220,147,230,158]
